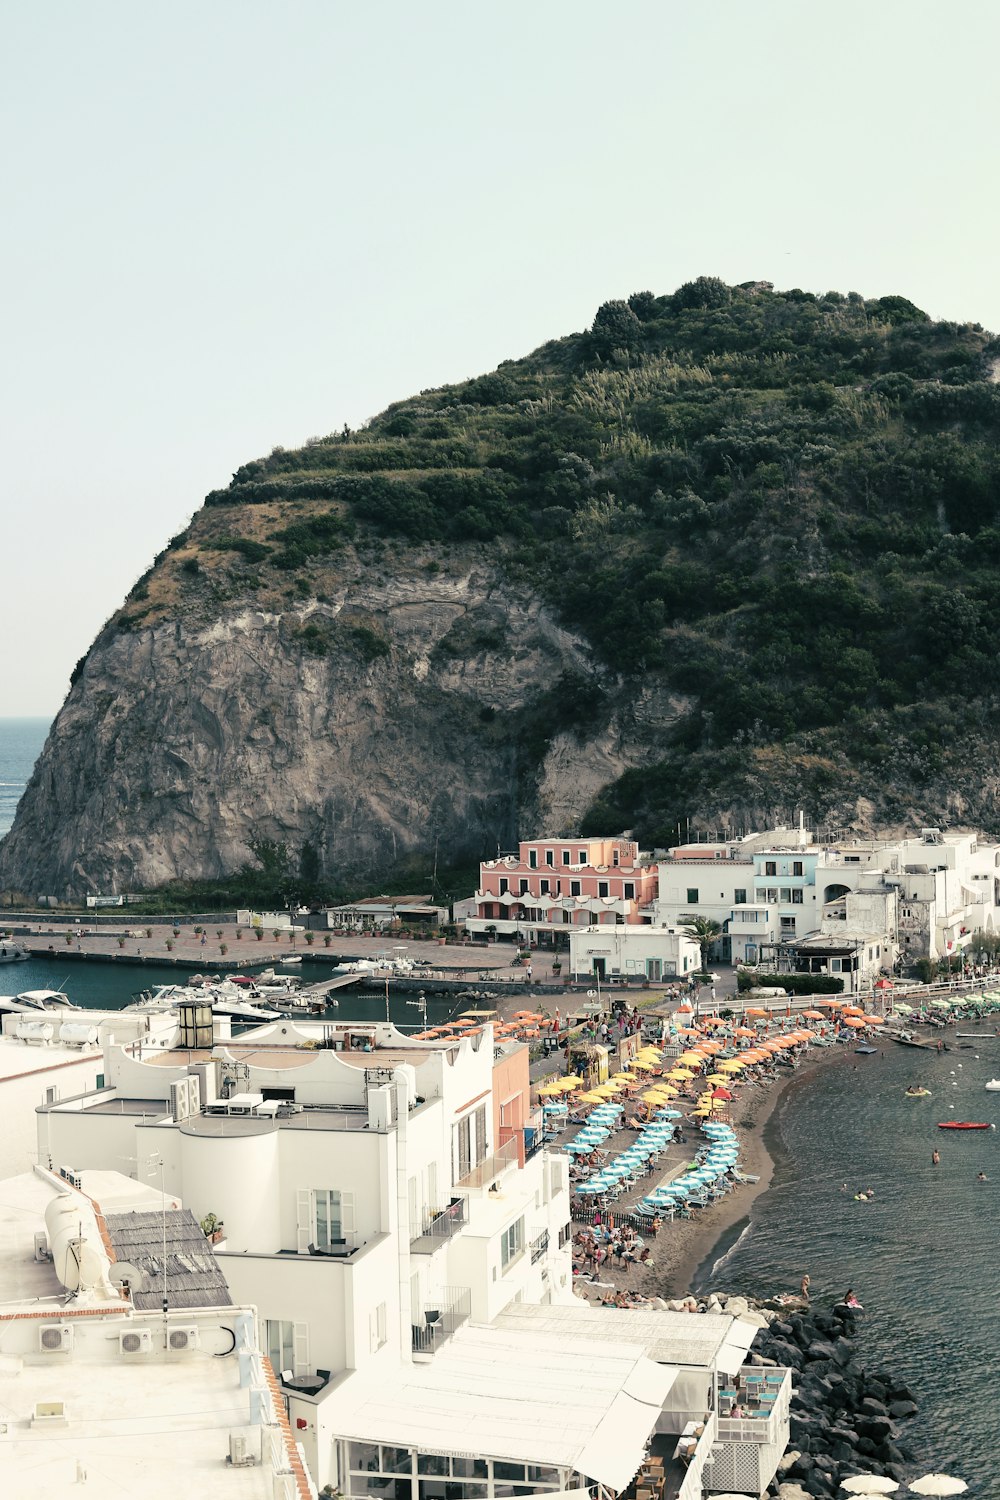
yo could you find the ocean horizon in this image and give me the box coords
[0,717,51,839]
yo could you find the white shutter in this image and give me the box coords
[341,1191,355,1239]
[296,1189,313,1253]
[292,1322,309,1377]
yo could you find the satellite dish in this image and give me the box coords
[110,1261,148,1293]
[586,989,597,999]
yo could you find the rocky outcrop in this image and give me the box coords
[0,550,676,899]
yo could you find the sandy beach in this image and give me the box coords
[571,1041,854,1304]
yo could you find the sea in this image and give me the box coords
[694,1040,995,1492]
[0,716,49,839]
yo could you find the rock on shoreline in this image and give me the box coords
[706,1292,920,1499]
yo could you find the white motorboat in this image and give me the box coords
[0,989,83,1015]
[985,1079,1000,1092]
[0,940,29,963]
[128,982,275,1022]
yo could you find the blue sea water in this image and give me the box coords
[694,1041,996,1493]
[0,716,50,838]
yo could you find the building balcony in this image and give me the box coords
[715,1365,791,1446]
[411,1285,471,1357]
[530,1229,550,1265]
[410,1198,468,1253]
[456,1136,520,1190]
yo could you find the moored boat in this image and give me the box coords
[0,940,29,963]
[937,1120,992,1130]
[984,1080,1000,1092]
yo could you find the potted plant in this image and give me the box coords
[323,934,332,948]
[200,1212,224,1244]
[117,936,126,949]
[256,929,264,941]
[305,931,315,945]
[220,943,228,956]
[172,927,181,938]
[165,939,174,952]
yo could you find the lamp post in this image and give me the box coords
[146,1152,168,1315]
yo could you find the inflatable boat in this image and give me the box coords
[904,1087,931,1097]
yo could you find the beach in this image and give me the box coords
[571,1040,855,1305]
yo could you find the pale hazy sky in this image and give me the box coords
[4,0,999,715]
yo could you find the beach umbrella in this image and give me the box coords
[744,1008,769,1018]
[840,1477,900,1494]
[669,1067,696,1079]
[802,1009,825,1020]
[907,1477,968,1497]
[894,1002,913,1014]
[719,1058,744,1071]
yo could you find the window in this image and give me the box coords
[578,850,587,864]
[623,882,635,899]
[562,850,570,866]
[518,878,528,895]
[540,878,550,895]
[528,849,537,868]
[765,860,777,877]
[454,1105,488,1180]
[598,881,609,898]
[792,889,803,904]
[499,878,508,896]
[314,1188,344,1249]
[370,1301,387,1352]
[780,888,791,903]
[570,880,581,897]
[686,888,699,904]
[793,861,803,876]
[545,849,553,867]
[266,1318,295,1373]
[734,889,747,904]
[500,1216,525,1269]
[780,917,796,933]
[767,887,778,903]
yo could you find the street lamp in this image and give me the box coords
[146,1152,169,1315]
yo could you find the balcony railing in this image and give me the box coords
[410,1198,467,1250]
[411,1285,471,1355]
[530,1230,549,1265]
[456,1136,519,1189]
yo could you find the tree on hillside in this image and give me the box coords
[680,915,723,973]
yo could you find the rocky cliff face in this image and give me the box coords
[0,547,679,899]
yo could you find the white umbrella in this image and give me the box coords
[908,1477,969,1497]
[841,1478,900,1495]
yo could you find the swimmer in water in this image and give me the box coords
[977,1171,988,1182]
[932,1149,940,1165]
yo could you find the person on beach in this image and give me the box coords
[800,1274,811,1301]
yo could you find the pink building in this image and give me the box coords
[460,837,658,948]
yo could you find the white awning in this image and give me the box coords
[324,1325,676,1491]
[716,1318,759,1376]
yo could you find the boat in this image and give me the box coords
[855,1044,878,1055]
[127,982,275,1022]
[937,1120,993,1130]
[279,956,303,966]
[985,1080,1000,1092]
[957,1032,992,1038]
[0,940,29,963]
[904,1087,931,1097]
[0,989,83,1015]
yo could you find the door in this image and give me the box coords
[593,958,606,980]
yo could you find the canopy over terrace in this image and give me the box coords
[325,1324,678,1493]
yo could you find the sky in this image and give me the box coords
[3,0,1000,715]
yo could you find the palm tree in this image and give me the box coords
[680,915,723,975]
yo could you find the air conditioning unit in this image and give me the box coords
[228,1428,261,1467]
[167,1325,200,1351]
[38,1324,73,1353]
[119,1329,153,1355]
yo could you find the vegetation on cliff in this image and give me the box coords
[119,277,1000,853]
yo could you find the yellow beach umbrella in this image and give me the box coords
[719,1058,744,1072]
[678,1051,706,1066]
[705,1073,729,1085]
[669,1067,695,1079]
[537,1083,564,1097]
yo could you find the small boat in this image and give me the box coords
[937,1120,992,1130]
[279,956,303,966]
[904,1087,931,1097]
[957,1032,992,1039]
[0,989,83,1015]
[985,1080,1000,1092]
[0,940,29,963]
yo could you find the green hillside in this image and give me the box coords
[138,277,1000,848]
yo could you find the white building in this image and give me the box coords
[37,1015,573,1489]
[0,1166,310,1500]
[568,924,701,983]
